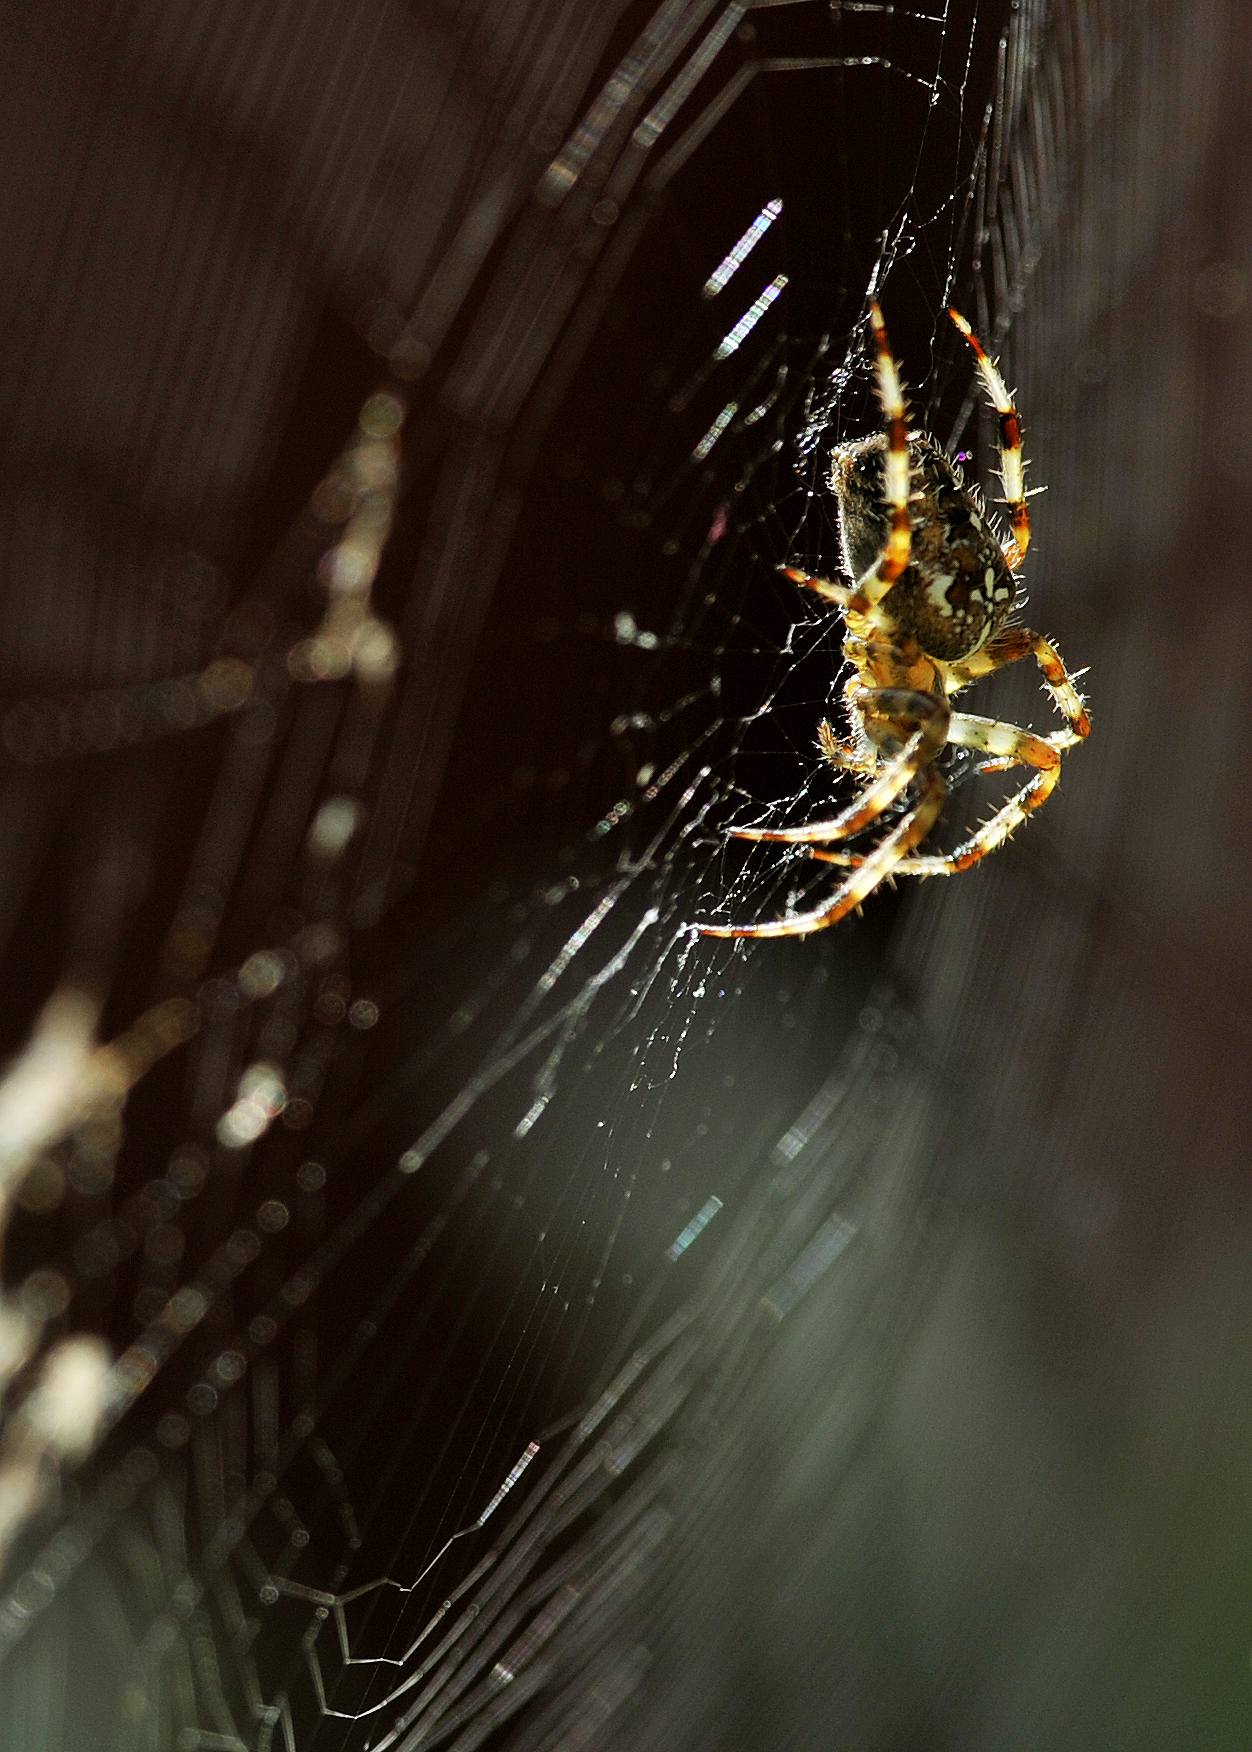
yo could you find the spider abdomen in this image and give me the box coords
[830,431,1017,662]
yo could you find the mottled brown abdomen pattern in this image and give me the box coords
[830,432,1017,662]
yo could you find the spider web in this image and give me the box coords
[0,0,1217,1748]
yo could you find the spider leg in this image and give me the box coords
[699,766,946,938]
[949,309,1030,568]
[837,711,1061,877]
[847,303,912,611]
[781,565,852,608]
[784,302,913,615]
[815,718,876,776]
[729,688,948,844]
[811,641,1089,873]
[945,624,1091,743]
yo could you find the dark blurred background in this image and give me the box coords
[0,0,1250,1747]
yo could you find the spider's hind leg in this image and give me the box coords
[885,710,1062,876]
[698,687,950,938]
[700,764,946,938]
[948,624,1091,744]
[731,687,948,845]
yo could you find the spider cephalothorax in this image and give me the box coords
[699,304,1090,940]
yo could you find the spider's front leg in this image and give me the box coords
[850,302,912,612]
[949,308,1032,568]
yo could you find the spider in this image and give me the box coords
[698,302,1090,939]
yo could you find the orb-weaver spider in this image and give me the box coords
[698,303,1090,939]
